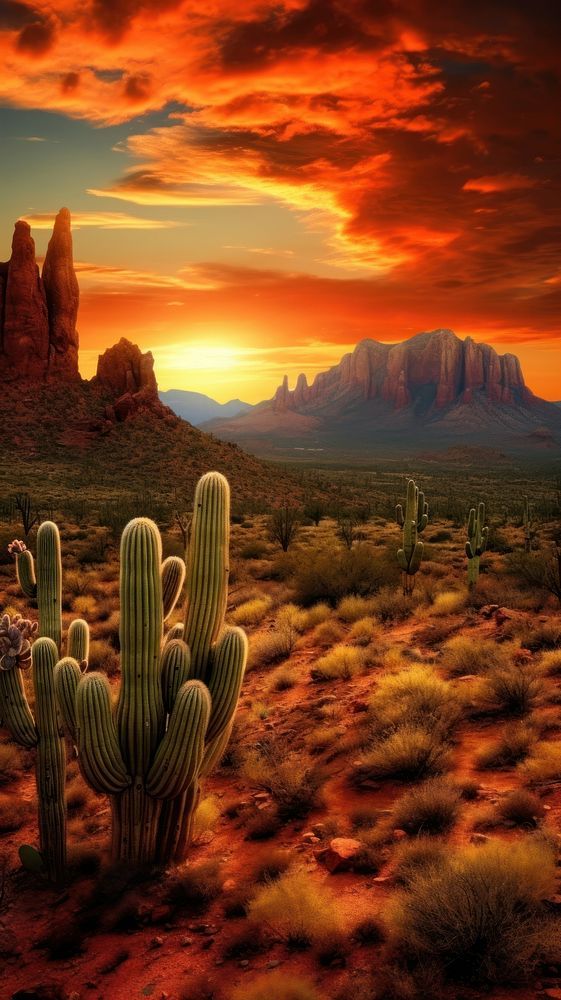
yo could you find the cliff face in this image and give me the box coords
[95,337,166,422]
[270,330,534,415]
[0,209,79,381]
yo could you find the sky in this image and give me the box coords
[0,1,560,403]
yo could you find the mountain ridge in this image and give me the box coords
[159,389,252,426]
[203,329,561,458]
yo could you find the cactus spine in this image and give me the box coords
[75,472,247,865]
[466,501,489,588]
[396,479,428,595]
[0,634,66,881]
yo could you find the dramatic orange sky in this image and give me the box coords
[1,1,560,401]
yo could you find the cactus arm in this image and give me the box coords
[165,623,184,644]
[161,556,186,621]
[395,504,404,527]
[146,681,210,799]
[116,518,164,778]
[32,637,66,882]
[200,720,233,778]
[160,639,191,715]
[76,673,130,794]
[184,472,230,683]
[0,669,38,748]
[67,619,89,666]
[36,522,63,650]
[16,550,37,599]
[54,657,82,738]
[206,627,247,743]
[408,540,424,576]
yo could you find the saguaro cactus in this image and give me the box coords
[466,502,489,588]
[396,479,428,595]
[0,628,66,882]
[9,526,89,662]
[74,472,247,865]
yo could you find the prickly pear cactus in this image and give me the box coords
[396,479,428,595]
[74,472,247,865]
[466,502,489,589]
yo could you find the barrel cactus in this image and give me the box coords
[396,479,428,595]
[9,526,89,663]
[0,627,66,882]
[73,472,247,865]
[466,502,489,588]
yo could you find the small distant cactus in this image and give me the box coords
[0,627,66,882]
[466,502,489,589]
[9,526,90,663]
[74,471,247,865]
[396,479,428,595]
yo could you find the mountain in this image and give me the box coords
[203,329,561,458]
[159,389,252,426]
[0,212,305,509]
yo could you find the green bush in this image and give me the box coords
[291,544,382,606]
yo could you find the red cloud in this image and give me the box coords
[463,174,540,194]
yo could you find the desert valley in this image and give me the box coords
[0,209,560,1000]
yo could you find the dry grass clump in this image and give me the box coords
[392,778,461,835]
[371,586,417,623]
[393,837,450,887]
[192,795,221,841]
[269,664,299,691]
[311,618,346,649]
[247,867,343,951]
[441,635,509,676]
[369,665,460,738]
[475,721,537,769]
[165,859,223,913]
[538,649,561,675]
[87,638,120,677]
[388,838,559,985]
[522,741,561,784]
[231,972,321,1000]
[337,595,375,622]
[348,616,378,646]
[353,725,453,784]
[477,664,542,716]
[310,644,367,681]
[247,603,306,669]
[230,596,272,627]
[242,745,324,819]
[497,789,545,827]
[426,590,466,616]
[0,791,33,832]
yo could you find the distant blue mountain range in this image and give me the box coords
[159,389,253,427]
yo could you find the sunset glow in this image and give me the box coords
[1,2,560,401]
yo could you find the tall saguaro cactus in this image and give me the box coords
[523,496,533,553]
[9,525,89,663]
[396,479,428,595]
[466,502,489,588]
[73,472,247,866]
[0,629,66,882]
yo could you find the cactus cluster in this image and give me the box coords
[466,502,489,588]
[71,471,247,866]
[396,479,428,595]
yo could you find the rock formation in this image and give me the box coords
[95,337,168,422]
[270,330,535,415]
[0,209,79,381]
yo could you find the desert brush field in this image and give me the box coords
[1,462,561,1000]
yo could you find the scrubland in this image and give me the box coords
[1,466,561,1000]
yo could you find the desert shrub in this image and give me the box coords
[307,724,345,756]
[475,721,536,769]
[538,649,561,675]
[247,868,342,949]
[88,638,120,677]
[242,747,323,819]
[428,590,465,616]
[369,666,460,738]
[393,838,450,887]
[239,540,269,560]
[522,741,561,784]
[302,602,331,628]
[230,596,272,627]
[252,846,292,883]
[521,620,561,651]
[371,586,416,623]
[231,972,321,1000]
[165,859,223,912]
[291,545,382,606]
[348,616,378,646]
[353,725,452,784]
[337,595,375,622]
[72,594,98,618]
[478,664,542,716]
[352,827,386,873]
[193,795,221,841]
[392,778,460,835]
[311,619,346,648]
[388,838,558,984]
[270,664,299,691]
[0,742,23,785]
[310,644,367,681]
[497,789,545,827]
[441,635,509,676]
